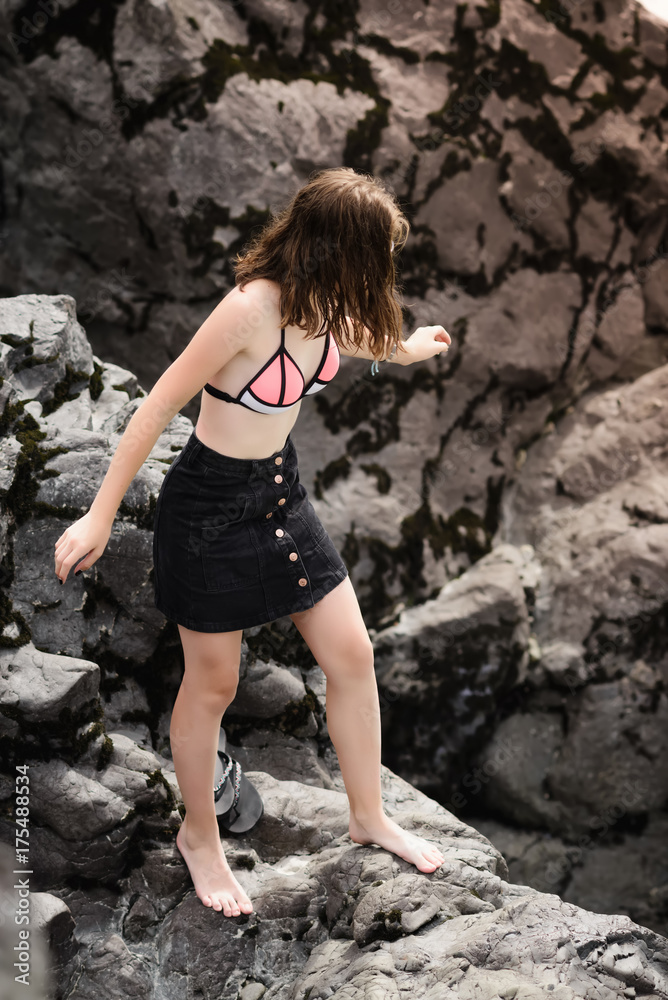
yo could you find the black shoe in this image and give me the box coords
[213,740,264,834]
[213,728,236,815]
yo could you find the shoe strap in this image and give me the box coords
[214,752,234,798]
[230,760,242,810]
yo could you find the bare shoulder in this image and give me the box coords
[226,278,281,314]
[215,280,279,354]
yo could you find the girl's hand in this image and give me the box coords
[403,325,451,364]
[54,511,112,583]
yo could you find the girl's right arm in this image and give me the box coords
[54,285,259,582]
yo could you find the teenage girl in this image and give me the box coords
[54,167,451,918]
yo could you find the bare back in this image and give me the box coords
[195,279,335,459]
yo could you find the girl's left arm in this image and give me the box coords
[337,318,451,365]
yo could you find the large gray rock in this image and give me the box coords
[2,0,668,985]
[0,845,51,1000]
[6,733,180,888]
[232,658,308,721]
[0,641,99,739]
[0,294,191,666]
[371,543,531,798]
[2,0,667,618]
[489,0,585,89]
[30,891,77,994]
[415,158,530,278]
[0,293,95,406]
[0,292,667,994]
[502,364,668,650]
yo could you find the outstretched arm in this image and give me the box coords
[337,317,451,365]
[54,284,258,582]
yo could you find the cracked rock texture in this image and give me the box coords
[1,0,668,996]
[1,286,667,1000]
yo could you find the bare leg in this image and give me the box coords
[290,578,445,873]
[171,624,254,916]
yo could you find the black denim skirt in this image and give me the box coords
[152,429,349,632]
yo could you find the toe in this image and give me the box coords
[201,894,213,907]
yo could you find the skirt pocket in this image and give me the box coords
[293,500,343,575]
[294,499,329,545]
[192,470,261,594]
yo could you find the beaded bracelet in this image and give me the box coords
[370,341,398,376]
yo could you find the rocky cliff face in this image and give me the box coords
[1,0,667,618]
[1,0,668,994]
[1,291,668,1000]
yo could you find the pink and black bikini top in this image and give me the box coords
[203,327,340,414]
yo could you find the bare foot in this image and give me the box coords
[349,813,445,873]
[176,817,254,916]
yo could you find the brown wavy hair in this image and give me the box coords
[233,167,409,362]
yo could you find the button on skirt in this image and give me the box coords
[152,429,349,632]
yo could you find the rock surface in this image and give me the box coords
[2,0,668,993]
[1,290,667,995]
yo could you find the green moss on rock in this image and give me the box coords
[4,412,68,525]
[96,734,115,771]
[277,687,320,736]
[360,462,392,494]
[89,361,105,401]
[42,364,92,416]
[344,98,390,173]
[0,587,31,650]
[314,455,352,500]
